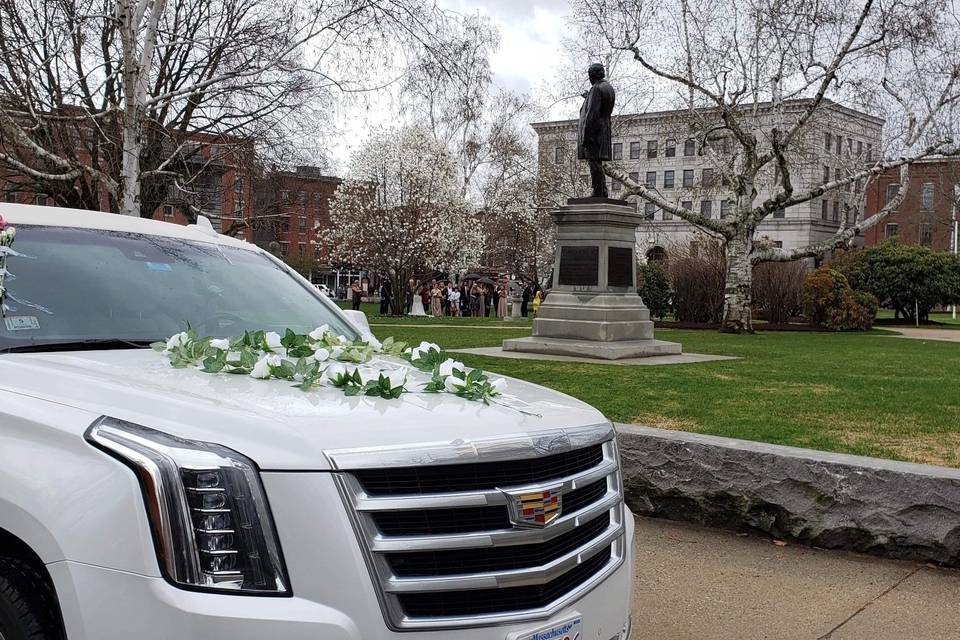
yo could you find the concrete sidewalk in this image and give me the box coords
[888,327,960,342]
[631,517,960,639]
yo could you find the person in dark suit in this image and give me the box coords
[577,63,616,198]
[521,284,532,318]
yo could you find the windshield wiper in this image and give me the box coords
[0,339,157,354]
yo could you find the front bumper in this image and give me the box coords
[50,510,634,639]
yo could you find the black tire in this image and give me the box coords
[0,557,64,640]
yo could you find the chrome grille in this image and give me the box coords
[326,424,626,631]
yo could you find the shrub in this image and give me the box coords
[836,241,960,321]
[667,240,726,323]
[802,268,878,331]
[638,261,672,319]
[752,261,807,324]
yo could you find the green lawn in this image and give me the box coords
[876,309,960,329]
[368,321,960,468]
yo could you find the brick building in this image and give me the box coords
[863,157,960,252]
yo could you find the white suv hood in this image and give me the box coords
[0,349,607,470]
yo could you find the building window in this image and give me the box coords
[612,143,623,160]
[720,200,732,217]
[919,222,933,247]
[885,223,899,239]
[833,201,840,222]
[163,205,174,219]
[611,180,622,193]
[702,168,715,187]
[682,169,694,187]
[663,170,675,189]
[665,139,676,157]
[554,146,563,164]
[35,194,47,206]
[643,202,656,218]
[280,216,290,232]
[921,182,935,210]
[867,143,873,163]
[646,140,658,159]
[645,171,656,188]
[821,199,829,220]
[628,172,639,184]
[296,190,307,205]
[772,207,785,219]
[298,243,306,258]
[823,166,830,184]
[847,137,853,157]
[280,190,290,203]
[314,245,322,258]
[298,216,306,232]
[629,141,642,159]
[234,178,243,193]
[683,139,695,156]
[700,200,713,218]
[886,183,900,204]
[5,191,16,203]
[773,240,783,248]
[279,241,289,255]
[663,209,673,221]
[824,132,831,152]
[681,200,693,211]
[835,136,842,155]
[857,140,863,157]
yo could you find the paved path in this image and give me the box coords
[887,327,960,343]
[632,516,960,639]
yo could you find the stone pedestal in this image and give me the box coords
[503,198,681,360]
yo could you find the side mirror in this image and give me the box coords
[341,309,371,335]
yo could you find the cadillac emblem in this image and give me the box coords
[501,485,563,528]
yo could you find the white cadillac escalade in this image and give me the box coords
[0,204,634,640]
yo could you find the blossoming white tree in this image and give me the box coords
[326,127,484,314]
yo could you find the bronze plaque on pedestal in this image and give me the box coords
[558,246,599,286]
[607,247,634,288]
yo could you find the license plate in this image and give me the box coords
[513,615,583,640]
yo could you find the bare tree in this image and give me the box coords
[570,0,960,332]
[0,0,473,218]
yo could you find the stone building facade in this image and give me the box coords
[532,99,884,260]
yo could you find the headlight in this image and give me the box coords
[86,417,289,595]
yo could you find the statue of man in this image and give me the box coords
[577,63,616,198]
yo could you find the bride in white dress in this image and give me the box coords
[409,284,428,316]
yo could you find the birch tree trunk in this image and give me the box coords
[722,231,755,333]
[118,0,166,216]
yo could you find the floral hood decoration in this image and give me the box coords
[153,327,508,406]
[0,215,16,314]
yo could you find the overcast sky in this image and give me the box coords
[327,0,574,171]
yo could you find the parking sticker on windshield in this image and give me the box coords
[4,315,39,331]
[145,262,172,272]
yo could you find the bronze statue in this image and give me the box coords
[577,63,616,198]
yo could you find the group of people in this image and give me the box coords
[349,277,545,318]
[414,280,509,318]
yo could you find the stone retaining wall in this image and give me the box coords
[617,424,960,567]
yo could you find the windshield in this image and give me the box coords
[0,225,355,351]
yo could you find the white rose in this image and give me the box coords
[313,348,330,362]
[250,356,272,379]
[490,378,507,393]
[385,369,407,389]
[264,331,283,351]
[363,333,382,352]
[336,334,348,345]
[444,375,466,392]
[357,368,378,385]
[330,346,344,359]
[410,341,438,360]
[438,358,464,378]
[226,351,242,363]
[166,332,188,351]
[209,338,230,351]
[266,354,282,367]
[325,363,346,382]
[308,325,329,340]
